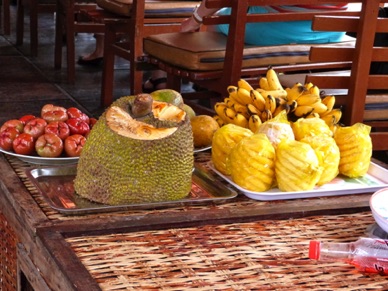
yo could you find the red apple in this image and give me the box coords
[66,118,90,136]
[41,109,68,123]
[0,127,20,151]
[0,119,24,133]
[67,107,90,124]
[19,115,36,125]
[41,104,67,116]
[13,133,35,155]
[35,133,64,157]
[44,121,70,140]
[23,118,47,140]
[64,134,86,157]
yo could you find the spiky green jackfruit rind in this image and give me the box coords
[74,96,194,205]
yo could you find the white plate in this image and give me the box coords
[210,162,388,201]
[0,148,79,165]
[370,188,388,233]
[194,146,211,153]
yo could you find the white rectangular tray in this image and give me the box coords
[210,162,388,201]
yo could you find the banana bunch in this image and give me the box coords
[213,67,343,133]
[213,67,288,133]
[288,82,342,132]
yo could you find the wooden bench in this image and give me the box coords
[306,0,388,151]
[141,0,359,113]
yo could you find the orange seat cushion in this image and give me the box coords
[144,31,356,71]
[96,0,199,17]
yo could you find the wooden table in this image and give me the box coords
[1,151,388,290]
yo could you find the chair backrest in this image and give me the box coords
[143,0,359,112]
[306,0,388,150]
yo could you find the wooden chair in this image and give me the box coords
[306,0,388,151]
[141,0,359,114]
[94,0,200,107]
[1,0,11,35]
[16,0,56,56]
[54,0,105,83]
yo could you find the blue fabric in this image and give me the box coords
[215,6,346,46]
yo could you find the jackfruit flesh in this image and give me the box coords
[74,95,194,205]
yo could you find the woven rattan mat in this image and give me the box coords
[66,211,388,290]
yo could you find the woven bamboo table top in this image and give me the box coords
[61,211,388,290]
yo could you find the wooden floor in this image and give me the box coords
[0,6,136,119]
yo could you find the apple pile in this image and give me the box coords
[0,104,97,157]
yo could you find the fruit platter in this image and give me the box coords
[0,104,95,164]
[208,67,388,200]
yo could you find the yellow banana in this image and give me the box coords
[224,107,237,123]
[321,108,342,124]
[320,113,336,127]
[275,96,288,106]
[304,82,314,91]
[321,95,336,112]
[261,109,273,122]
[214,102,230,124]
[273,103,291,117]
[248,114,262,133]
[232,102,250,118]
[294,105,314,117]
[308,85,320,96]
[288,100,298,113]
[237,79,254,92]
[305,112,320,119]
[236,87,253,105]
[251,89,266,111]
[285,83,306,102]
[213,115,225,127]
[227,85,238,95]
[296,93,321,106]
[266,66,283,90]
[246,103,260,116]
[256,88,288,99]
[264,95,277,114]
[228,86,245,105]
[232,113,249,128]
[259,77,271,90]
[311,102,328,115]
[224,97,234,107]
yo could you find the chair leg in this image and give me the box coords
[101,23,118,108]
[54,0,63,69]
[2,0,11,35]
[65,0,75,83]
[29,0,38,56]
[16,0,24,45]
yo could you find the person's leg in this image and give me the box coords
[77,33,104,66]
[142,70,167,93]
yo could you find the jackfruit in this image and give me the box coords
[74,95,194,205]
